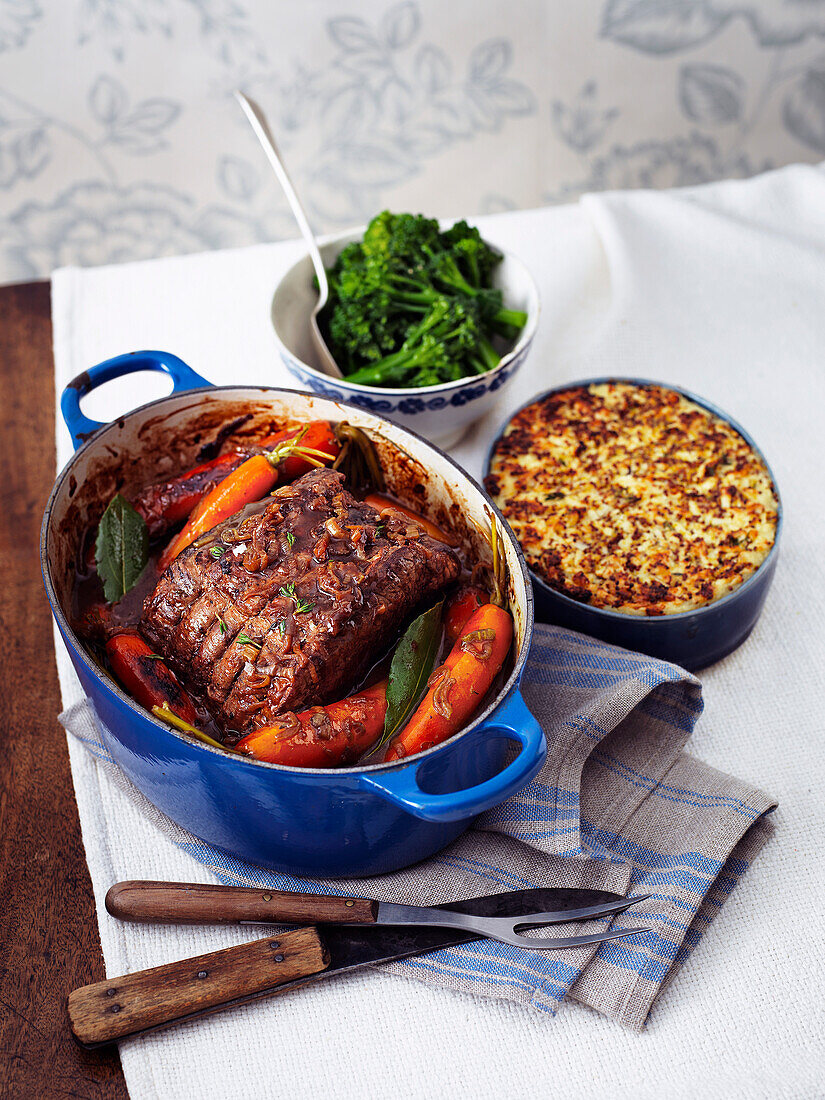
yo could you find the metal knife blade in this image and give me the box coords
[316,886,636,973]
[81,888,631,1046]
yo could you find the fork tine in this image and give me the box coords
[512,894,651,930]
[502,925,651,951]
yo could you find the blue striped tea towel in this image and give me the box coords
[61,623,776,1030]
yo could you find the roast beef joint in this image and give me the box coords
[141,468,461,735]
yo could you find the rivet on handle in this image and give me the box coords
[67,927,330,1047]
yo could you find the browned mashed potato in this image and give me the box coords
[484,382,779,616]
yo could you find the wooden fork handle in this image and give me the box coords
[68,927,329,1046]
[106,880,378,925]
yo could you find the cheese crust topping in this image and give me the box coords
[485,382,779,616]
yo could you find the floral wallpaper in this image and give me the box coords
[1,0,825,283]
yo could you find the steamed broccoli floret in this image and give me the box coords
[362,210,440,273]
[440,219,502,287]
[320,210,526,386]
[344,296,500,388]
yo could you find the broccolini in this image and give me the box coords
[320,211,527,387]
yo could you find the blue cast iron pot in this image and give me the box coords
[484,377,782,671]
[42,351,546,878]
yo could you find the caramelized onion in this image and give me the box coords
[309,709,333,740]
[268,712,300,742]
[244,698,268,715]
[277,711,300,734]
[427,666,447,690]
[246,673,272,691]
[459,627,496,661]
[432,674,456,719]
[325,517,348,539]
[313,533,330,561]
[243,547,269,573]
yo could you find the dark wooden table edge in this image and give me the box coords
[0,281,128,1098]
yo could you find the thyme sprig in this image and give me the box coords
[332,422,385,493]
[152,703,233,752]
[471,507,509,609]
[278,582,313,614]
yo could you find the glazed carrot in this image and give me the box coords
[132,451,248,538]
[444,585,486,643]
[133,424,339,542]
[158,426,337,570]
[106,633,199,727]
[363,493,457,546]
[237,681,388,768]
[159,454,277,570]
[383,604,512,762]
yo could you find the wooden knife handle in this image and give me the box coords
[68,927,329,1046]
[106,880,379,925]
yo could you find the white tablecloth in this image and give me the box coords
[51,164,825,1099]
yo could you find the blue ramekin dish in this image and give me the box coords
[42,351,546,878]
[484,377,782,671]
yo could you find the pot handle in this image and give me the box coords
[360,690,546,824]
[61,350,212,450]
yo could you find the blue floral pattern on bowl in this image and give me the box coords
[279,331,532,448]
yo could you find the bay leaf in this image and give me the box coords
[379,600,443,748]
[95,493,149,603]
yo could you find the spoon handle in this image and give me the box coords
[234,90,329,303]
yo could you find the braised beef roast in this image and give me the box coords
[141,468,460,734]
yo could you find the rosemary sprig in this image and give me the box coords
[237,632,261,649]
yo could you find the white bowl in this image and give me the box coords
[270,228,540,450]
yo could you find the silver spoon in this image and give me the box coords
[234,89,343,379]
